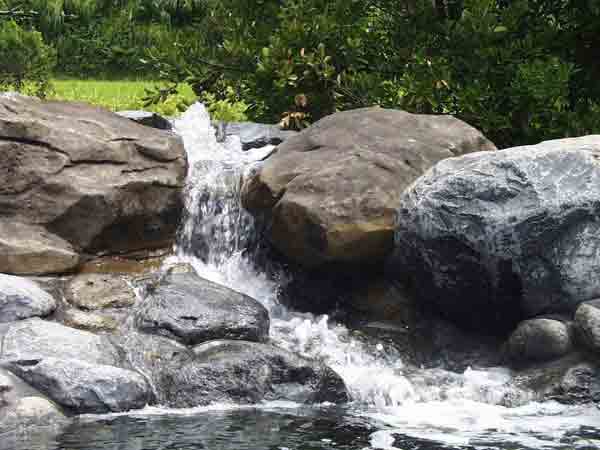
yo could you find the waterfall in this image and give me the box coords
[167,103,600,448]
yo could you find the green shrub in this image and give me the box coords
[0,20,55,97]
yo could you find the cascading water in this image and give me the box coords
[162,103,600,449]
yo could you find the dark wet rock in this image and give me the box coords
[575,299,600,354]
[0,221,80,275]
[392,135,600,333]
[242,107,495,270]
[1,318,120,366]
[505,318,574,365]
[116,110,172,130]
[8,358,152,414]
[65,273,136,310]
[135,271,269,345]
[0,95,186,275]
[157,340,348,407]
[513,353,600,404]
[212,121,297,150]
[0,274,57,322]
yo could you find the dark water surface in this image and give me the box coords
[3,406,600,450]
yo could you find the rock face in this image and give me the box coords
[8,358,152,414]
[505,318,573,365]
[116,110,172,130]
[392,135,600,332]
[135,271,269,345]
[242,107,495,269]
[575,299,600,354]
[0,221,80,275]
[213,121,297,150]
[156,340,348,407]
[0,95,187,275]
[0,274,57,322]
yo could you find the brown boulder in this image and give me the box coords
[242,107,495,269]
[0,95,187,274]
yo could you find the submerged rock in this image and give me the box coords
[0,94,187,275]
[157,340,348,407]
[0,274,57,323]
[8,358,152,414]
[505,318,573,365]
[242,107,494,270]
[392,135,600,332]
[135,271,269,345]
[575,299,600,354]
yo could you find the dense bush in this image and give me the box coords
[1,0,599,146]
[140,0,600,146]
[0,20,55,96]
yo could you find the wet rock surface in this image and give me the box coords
[8,358,152,414]
[135,271,269,345]
[505,318,574,365]
[513,354,600,404]
[392,135,600,332]
[0,274,57,322]
[575,299,600,354]
[156,340,348,408]
[242,107,495,269]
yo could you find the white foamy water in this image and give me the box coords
[168,103,600,449]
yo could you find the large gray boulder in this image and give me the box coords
[156,340,348,407]
[505,318,573,365]
[0,274,56,322]
[8,358,152,414]
[575,299,600,354]
[392,135,600,332]
[0,396,67,433]
[135,271,269,345]
[1,318,120,365]
[0,95,187,275]
[242,107,495,269]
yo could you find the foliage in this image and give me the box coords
[0,20,55,96]
[141,0,600,146]
[2,0,600,145]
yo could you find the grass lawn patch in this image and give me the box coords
[50,79,196,116]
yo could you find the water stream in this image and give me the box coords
[8,103,599,450]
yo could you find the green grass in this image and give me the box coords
[49,78,196,116]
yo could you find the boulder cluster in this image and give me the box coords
[1,94,599,431]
